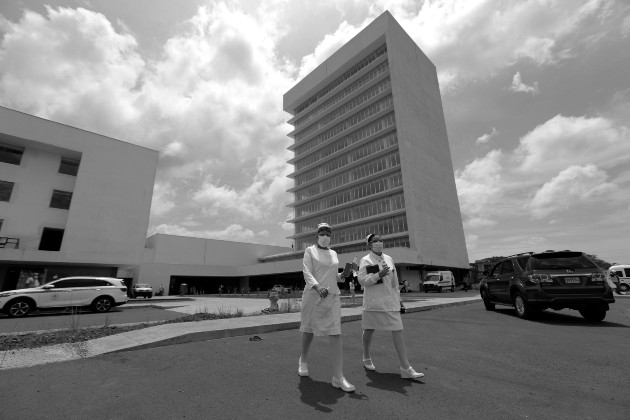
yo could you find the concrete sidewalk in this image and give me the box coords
[0,295,481,370]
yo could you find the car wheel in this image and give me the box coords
[618,284,630,295]
[579,307,607,322]
[450,285,455,292]
[131,293,136,299]
[92,296,113,313]
[438,287,442,293]
[481,289,495,311]
[6,298,33,318]
[513,293,533,319]
[423,287,428,293]
[148,293,153,299]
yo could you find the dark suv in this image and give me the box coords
[479,250,614,322]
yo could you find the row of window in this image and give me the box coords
[295,192,405,233]
[294,119,396,172]
[295,111,396,160]
[295,214,408,250]
[296,152,401,202]
[293,60,390,130]
[293,95,394,156]
[295,132,398,186]
[293,75,391,142]
[332,236,411,255]
[0,142,80,176]
[0,180,72,209]
[295,172,403,216]
[295,44,388,114]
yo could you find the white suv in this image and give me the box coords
[0,277,128,317]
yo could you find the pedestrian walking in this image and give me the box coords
[298,222,355,392]
[358,233,424,380]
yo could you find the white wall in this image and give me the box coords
[0,106,158,266]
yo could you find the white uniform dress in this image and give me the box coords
[358,251,402,331]
[300,245,343,336]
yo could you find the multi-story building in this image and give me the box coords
[0,106,158,290]
[282,11,469,287]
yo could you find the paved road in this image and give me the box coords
[2,299,628,419]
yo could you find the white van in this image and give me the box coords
[423,271,455,293]
[609,265,630,294]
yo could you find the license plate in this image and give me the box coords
[565,277,580,284]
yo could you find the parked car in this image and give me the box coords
[423,271,455,293]
[131,283,153,299]
[0,277,128,318]
[608,264,630,295]
[479,250,614,322]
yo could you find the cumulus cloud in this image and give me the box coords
[508,72,539,95]
[514,115,630,177]
[528,164,617,218]
[476,127,498,144]
[0,6,144,134]
[455,150,503,226]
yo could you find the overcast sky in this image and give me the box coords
[1,0,628,264]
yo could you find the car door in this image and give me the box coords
[485,262,503,300]
[66,278,100,306]
[40,279,75,308]
[495,260,516,303]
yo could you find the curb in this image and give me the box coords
[109,298,481,353]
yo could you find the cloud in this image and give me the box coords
[151,223,258,242]
[455,150,503,224]
[0,6,144,134]
[527,164,617,218]
[375,0,623,90]
[476,127,498,144]
[514,115,630,177]
[508,72,539,95]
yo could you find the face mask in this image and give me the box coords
[371,241,383,253]
[318,235,331,248]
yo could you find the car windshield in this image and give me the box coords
[425,275,439,282]
[529,252,597,270]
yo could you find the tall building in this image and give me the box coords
[283,11,468,279]
[0,106,158,290]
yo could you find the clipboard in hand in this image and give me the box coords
[366,264,379,274]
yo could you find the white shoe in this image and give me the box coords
[332,376,355,392]
[400,366,424,379]
[363,358,376,371]
[298,358,308,377]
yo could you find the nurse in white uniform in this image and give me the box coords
[298,223,355,392]
[358,233,424,380]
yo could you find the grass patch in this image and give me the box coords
[0,308,243,352]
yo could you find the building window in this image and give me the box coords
[0,180,15,202]
[50,190,73,210]
[59,157,80,176]
[0,219,3,232]
[39,227,64,251]
[0,143,24,166]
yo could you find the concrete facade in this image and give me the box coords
[283,12,469,278]
[0,106,158,289]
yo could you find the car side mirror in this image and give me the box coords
[42,284,54,289]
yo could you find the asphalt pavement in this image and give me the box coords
[1,299,628,419]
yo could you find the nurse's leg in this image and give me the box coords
[362,329,375,360]
[301,332,314,363]
[392,330,411,369]
[329,334,344,379]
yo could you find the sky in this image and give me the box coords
[0,0,629,264]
